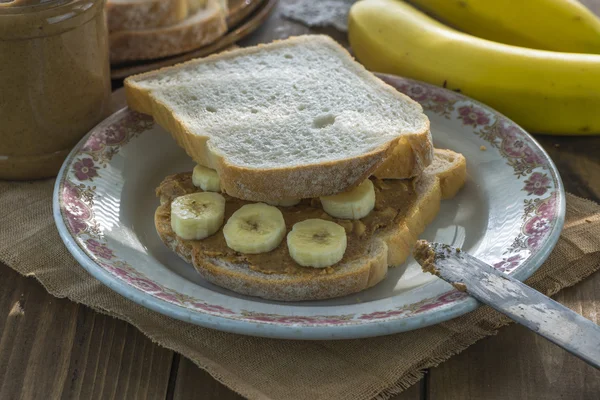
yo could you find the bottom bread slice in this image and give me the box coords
[155,149,467,301]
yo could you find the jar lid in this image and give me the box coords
[0,0,70,13]
[0,0,102,38]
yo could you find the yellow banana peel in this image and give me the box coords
[407,0,600,54]
[348,0,600,135]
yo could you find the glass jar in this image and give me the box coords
[0,0,110,180]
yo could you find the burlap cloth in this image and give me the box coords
[1,178,599,400]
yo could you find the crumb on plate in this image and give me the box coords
[453,282,467,292]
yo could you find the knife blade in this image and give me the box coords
[413,240,600,369]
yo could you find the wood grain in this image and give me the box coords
[173,357,244,400]
[0,265,174,400]
[2,0,600,399]
[537,136,600,202]
[428,270,600,400]
[388,380,423,400]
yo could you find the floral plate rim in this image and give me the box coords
[53,74,565,339]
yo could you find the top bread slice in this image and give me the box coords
[155,149,466,301]
[125,35,433,201]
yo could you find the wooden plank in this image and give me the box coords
[173,356,244,400]
[536,136,600,202]
[428,270,600,400]
[389,379,424,400]
[0,264,174,400]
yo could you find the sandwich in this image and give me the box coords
[124,35,466,301]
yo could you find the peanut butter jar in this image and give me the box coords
[0,0,111,180]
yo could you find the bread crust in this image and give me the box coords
[154,149,466,301]
[372,132,434,179]
[125,35,434,200]
[109,0,227,63]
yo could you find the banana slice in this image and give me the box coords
[265,198,301,207]
[320,179,375,220]
[223,203,286,254]
[171,192,226,240]
[287,219,347,268]
[192,164,221,192]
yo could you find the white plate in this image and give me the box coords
[53,75,565,339]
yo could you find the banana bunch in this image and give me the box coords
[409,0,600,53]
[348,0,600,135]
[170,166,381,268]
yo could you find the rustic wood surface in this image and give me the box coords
[2,0,600,399]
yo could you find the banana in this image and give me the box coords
[171,192,226,240]
[287,219,347,268]
[349,0,600,135]
[192,164,221,192]
[265,198,301,207]
[223,203,286,254]
[320,179,375,219]
[408,0,600,54]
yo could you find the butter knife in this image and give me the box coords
[414,240,600,369]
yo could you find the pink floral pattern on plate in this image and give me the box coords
[73,158,99,181]
[457,105,491,127]
[393,78,560,264]
[57,76,563,328]
[524,173,551,196]
[493,255,524,273]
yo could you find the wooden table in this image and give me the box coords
[2,1,600,398]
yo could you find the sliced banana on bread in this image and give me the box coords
[170,192,226,240]
[223,203,286,254]
[287,219,348,268]
[155,149,466,301]
[192,164,221,192]
[321,179,376,220]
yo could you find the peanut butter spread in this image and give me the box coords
[0,0,110,180]
[156,172,423,275]
[413,240,438,275]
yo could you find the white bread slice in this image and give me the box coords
[126,35,433,201]
[107,0,190,32]
[155,149,466,301]
[110,0,227,63]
